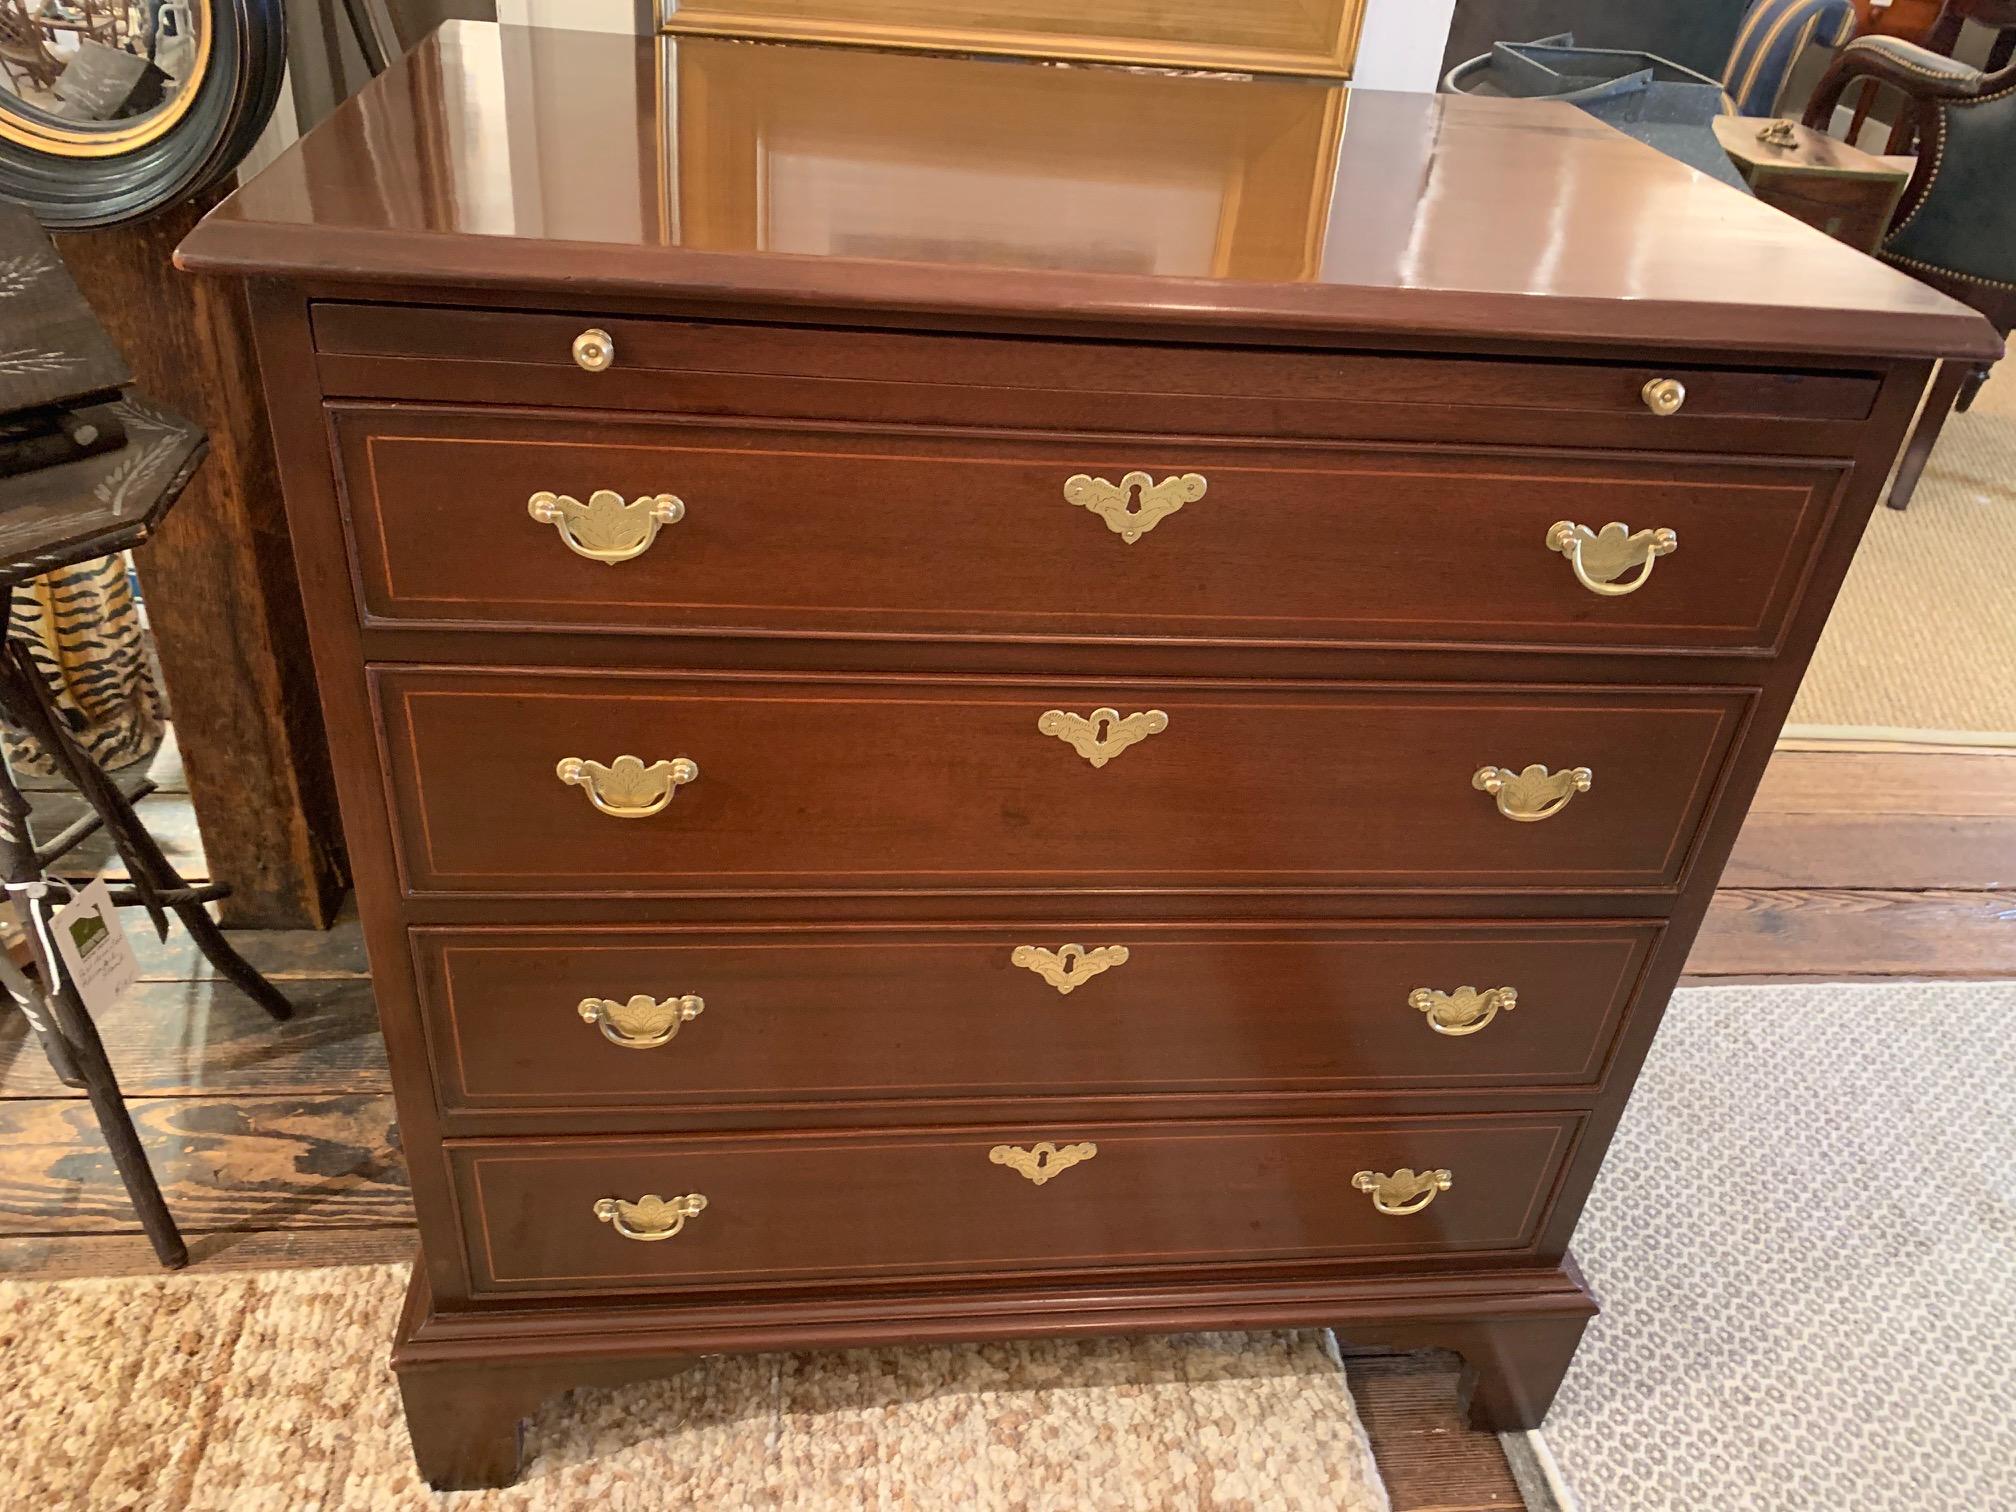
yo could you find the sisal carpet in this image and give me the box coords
[1787,368,2016,739]
[0,1266,1389,1512]
[1534,979,2016,1512]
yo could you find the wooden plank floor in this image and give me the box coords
[1,736,2009,1510]
[1692,742,2016,981]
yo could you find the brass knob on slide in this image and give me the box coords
[1641,376,1686,416]
[572,326,616,372]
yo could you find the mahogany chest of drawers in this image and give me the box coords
[180,22,1997,1489]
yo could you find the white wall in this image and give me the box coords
[495,0,635,30]
[494,0,1457,87]
[1352,0,1456,91]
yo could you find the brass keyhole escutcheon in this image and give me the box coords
[1037,707,1167,767]
[1011,943,1130,995]
[990,1141,1098,1185]
[1062,471,1206,542]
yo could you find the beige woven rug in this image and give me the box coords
[1787,367,2016,739]
[1534,980,2016,1511]
[0,1265,1389,1511]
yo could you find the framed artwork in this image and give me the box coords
[655,38,1346,282]
[654,0,1369,78]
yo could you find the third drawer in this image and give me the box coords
[413,920,1661,1118]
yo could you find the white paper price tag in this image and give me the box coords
[50,877,139,1016]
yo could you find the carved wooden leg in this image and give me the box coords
[397,1365,540,1491]
[1441,1314,1591,1432]
[1887,358,1972,510]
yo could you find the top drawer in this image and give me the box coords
[310,303,1883,448]
[331,406,1847,656]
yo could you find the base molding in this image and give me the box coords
[392,1251,1598,1490]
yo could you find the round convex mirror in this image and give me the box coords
[0,0,284,227]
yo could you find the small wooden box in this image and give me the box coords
[1713,115,1911,253]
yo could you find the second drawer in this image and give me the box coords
[375,669,1750,896]
[414,921,1662,1117]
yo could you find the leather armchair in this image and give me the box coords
[1806,36,2016,506]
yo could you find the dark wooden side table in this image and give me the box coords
[1712,116,1910,253]
[0,208,299,1269]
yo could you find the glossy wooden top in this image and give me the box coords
[179,22,1998,360]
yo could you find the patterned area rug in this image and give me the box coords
[0,1263,1389,1511]
[1536,980,2016,1511]
[1786,369,2016,739]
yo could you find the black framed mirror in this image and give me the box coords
[0,0,286,227]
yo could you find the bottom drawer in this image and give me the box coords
[450,1113,1580,1296]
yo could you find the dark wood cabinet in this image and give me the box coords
[179,21,1997,1491]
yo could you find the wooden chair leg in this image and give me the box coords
[1886,359,1973,510]
[1955,362,1992,414]
[1848,77,1879,148]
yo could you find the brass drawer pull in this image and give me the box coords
[528,489,685,564]
[594,1192,706,1241]
[572,326,615,372]
[1011,943,1129,995]
[990,1141,1098,1185]
[1547,519,1678,597]
[1063,470,1206,543]
[1410,985,1517,1037]
[578,993,704,1050]
[1038,707,1167,767]
[1473,763,1591,823]
[1640,376,1686,415]
[556,754,699,819]
[1352,1168,1452,1216]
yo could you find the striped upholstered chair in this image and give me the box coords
[1723,0,1859,114]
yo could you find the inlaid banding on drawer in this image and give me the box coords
[413,921,1661,1117]
[374,669,1749,896]
[448,1113,1580,1296]
[330,405,1846,653]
